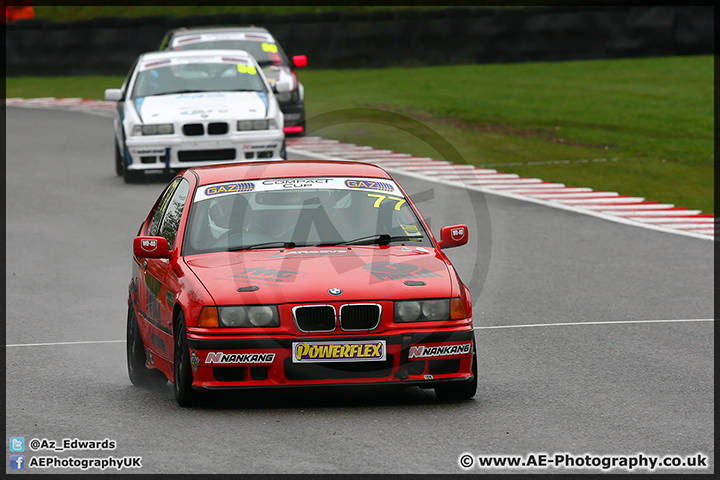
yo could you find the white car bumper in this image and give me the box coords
[124,130,285,171]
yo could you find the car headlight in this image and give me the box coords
[218,305,279,327]
[131,124,174,136]
[394,298,467,322]
[237,119,278,131]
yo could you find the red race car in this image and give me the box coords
[127,160,476,406]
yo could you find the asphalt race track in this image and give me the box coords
[5,107,714,474]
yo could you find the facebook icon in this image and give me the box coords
[10,455,25,470]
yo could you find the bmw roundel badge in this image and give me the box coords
[328,287,343,296]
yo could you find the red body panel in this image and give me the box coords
[130,160,475,393]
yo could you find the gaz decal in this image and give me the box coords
[345,179,394,192]
[205,352,275,364]
[204,182,255,196]
[292,340,386,363]
[367,194,407,210]
[408,343,472,359]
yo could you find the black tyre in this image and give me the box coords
[122,163,142,184]
[173,312,199,406]
[434,340,478,401]
[280,140,288,160]
[126,303,165,386]
[115,137,124,176]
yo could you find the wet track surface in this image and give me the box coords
[5,107,714,474]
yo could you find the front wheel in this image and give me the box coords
[115,137,124,176]
[434,340,478,401]
[122,163,143,184]
[173,312,200,407]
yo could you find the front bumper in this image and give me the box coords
[185,329,475,390]
[124,130,285,171]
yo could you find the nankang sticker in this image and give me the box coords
[204,182,256,197]
[243,144,278,150]
[292,340,386,363]
[131,148,166,155]
[408,343,472,359]
[205,352,276,364]
[345,179,395,192]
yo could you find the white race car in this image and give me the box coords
[105,49,289,183]
[158,26,308,137]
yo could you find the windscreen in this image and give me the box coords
[184,177,432,255]
[132,55,268,98]
[171,33,288,66]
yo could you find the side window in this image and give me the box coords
[158,179,190,249]
[147,178,181,236]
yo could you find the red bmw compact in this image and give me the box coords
[127,160,476,406]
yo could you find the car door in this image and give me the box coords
[137,177,190,361]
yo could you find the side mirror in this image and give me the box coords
[104,88,123,102]
[437,225,468,249]
[273,78,292,94]
[292,55,307,68]
[134,236,171,259]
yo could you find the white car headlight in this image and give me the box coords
[237,119,278,131]
[132,124,174,136]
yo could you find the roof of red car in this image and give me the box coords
[187,160,394,186]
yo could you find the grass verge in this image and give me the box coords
[6,55,714,213]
